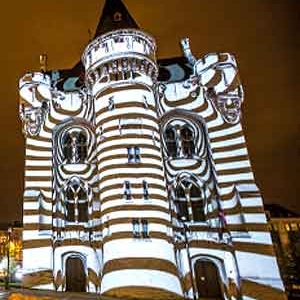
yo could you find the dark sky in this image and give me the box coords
[0,0,299,223]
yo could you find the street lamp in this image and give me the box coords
[5,225,12,290]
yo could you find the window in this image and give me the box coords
[181,126,195,158]
[63,134,73,163]
[134,147,141,163]
[143,95,148,109]
[124,180,131,200]
[141,219,149,238]
[174,179,205,223]
[127,147,134,163]
[190,184,205,222]
[132,219,149,238]
[66,201,75,222]
[77,132,87,161]
[164,121,196,159]
[64,178,89,223]
[191,202,205,222]
[143,180,149,200]
[78,187,88,223]
[132,219,140,238]
[108,97,115,110]
[165,127,177,158]
[127,146,141,163]
[63,129,88,164]
[174,185,189,221]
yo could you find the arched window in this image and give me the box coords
[64,178,89,223]
[174,179,205,223]
[63,129,88,164]
[164,121,196,159]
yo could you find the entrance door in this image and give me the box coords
[65,256,86,292]
[195,260,223,299]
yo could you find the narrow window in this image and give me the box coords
[134,147,141,163]
[175,201,189,222]
[63,133,73,164]
[78,187,88,223]
[77,132,87,163]
[127,147,134,163]
[190,185,205,222]
[143,180,149,200]
[108,97,115,110]
[165,127,177,158]
[175,185,189,221]
[141,219,149,238]
[143,95,148,109]
[78,201,88,222]
[124,180,131,200]
[191,201,205,222]
[181,126,195,158]
[132,219,140,238]
[66,201,75,222]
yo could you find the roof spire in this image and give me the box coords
[94,0,139,37]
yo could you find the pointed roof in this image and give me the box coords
[94,0,139,37]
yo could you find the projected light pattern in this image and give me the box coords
[18,0,286,299]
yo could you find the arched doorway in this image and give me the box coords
[65,256,86,292]
[195,260,224,299]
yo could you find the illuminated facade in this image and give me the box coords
[19,0,286,299]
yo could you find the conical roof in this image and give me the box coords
[94,0,139,37]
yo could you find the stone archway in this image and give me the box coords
[65,255,86,292]
[195,259,224,299]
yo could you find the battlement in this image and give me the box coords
[82,29,158,86]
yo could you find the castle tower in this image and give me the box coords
[82,0,183,298]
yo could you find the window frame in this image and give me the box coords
[174,179,206,224]
[124,180,132,201]
[127,146,141,163]
[63,178,90,224]
[143,180,149,200]
[62,129,88,164]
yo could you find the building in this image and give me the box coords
[0,223,22,283]
[18,0,286,299]
[265,204,300,299]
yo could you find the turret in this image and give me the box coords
[82,0,183,298]
[83,28,157,94]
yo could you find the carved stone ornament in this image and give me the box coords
[180,38,196,65]
[207,87,243,124]
[20,101,49,136]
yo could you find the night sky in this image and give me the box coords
[0,0,299,223]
